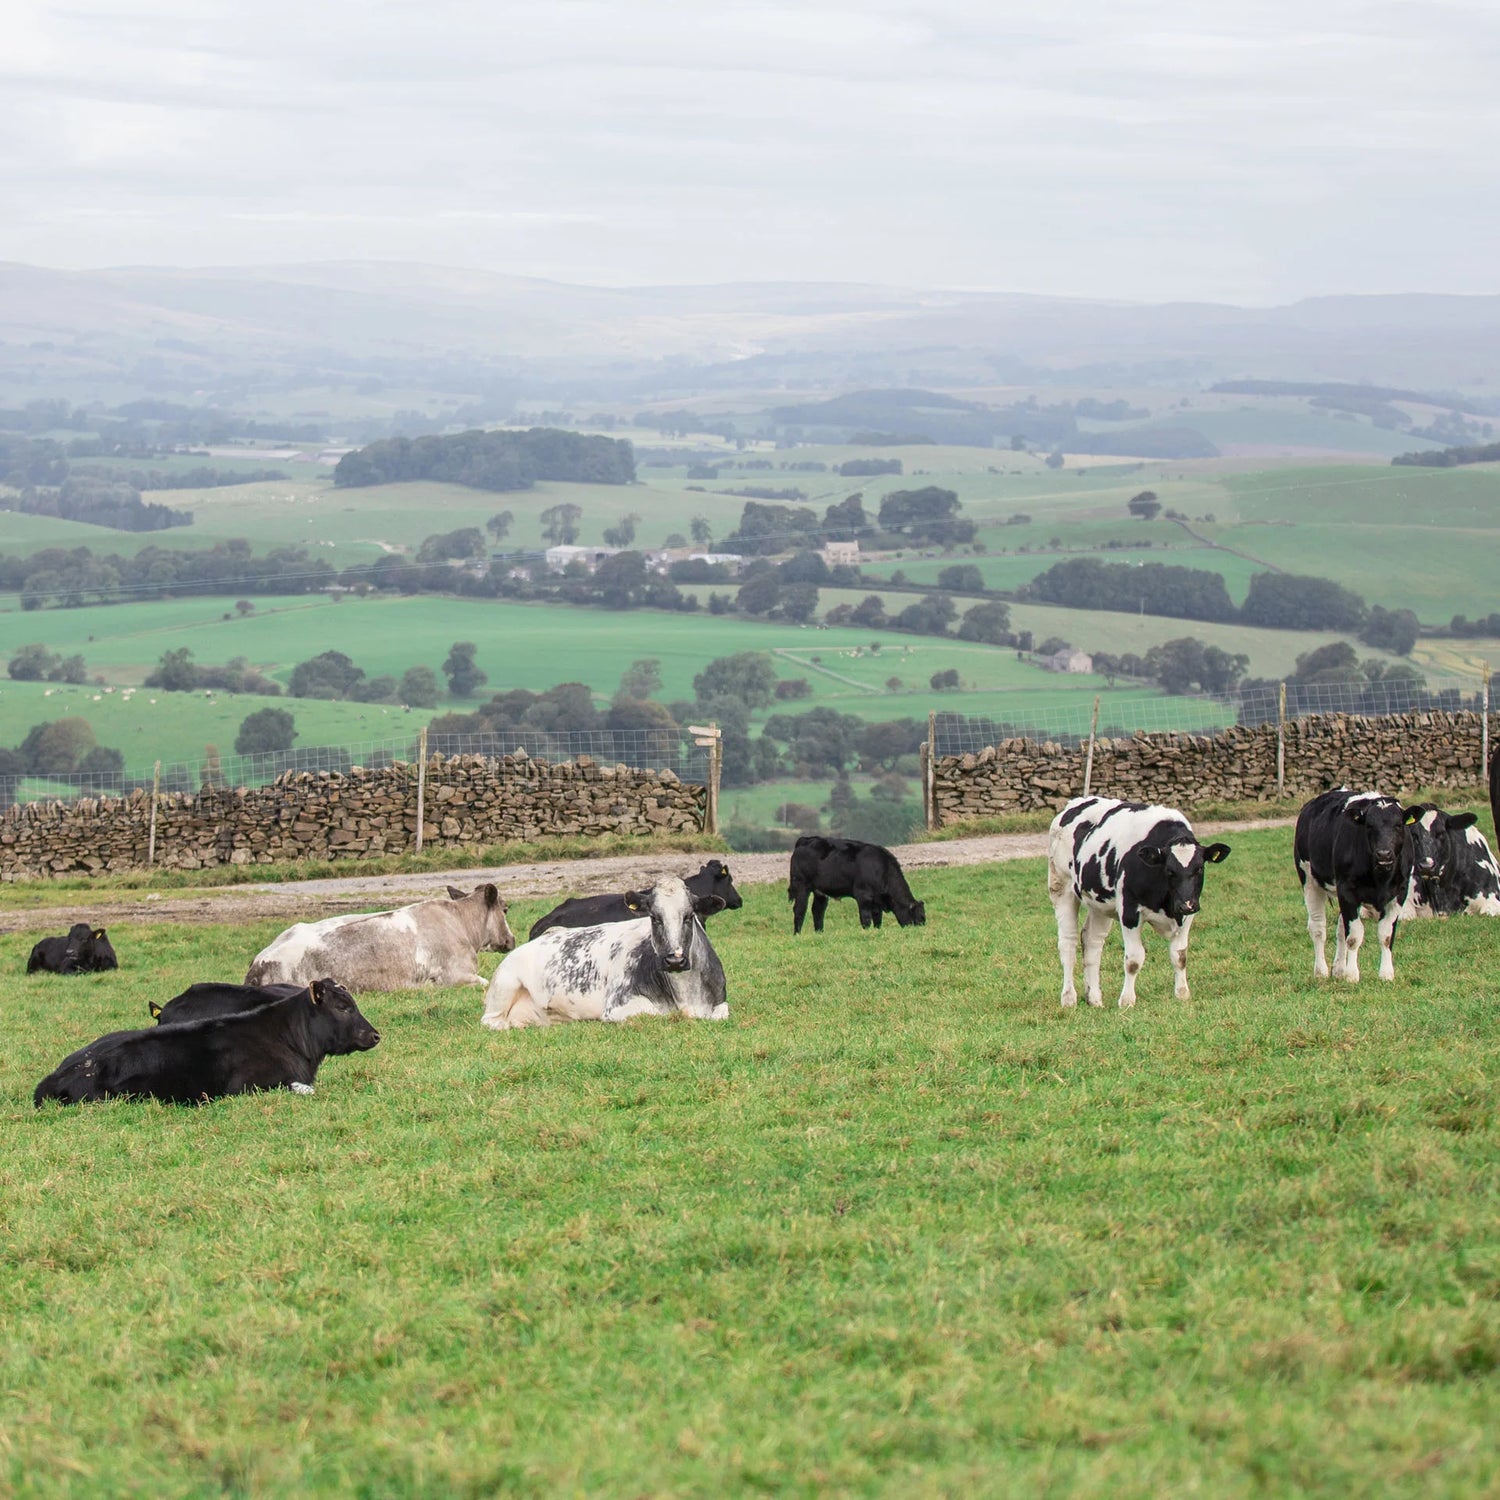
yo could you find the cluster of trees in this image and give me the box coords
[1236,643,1437,724]
[1092,637,1250,695]
[282,643,485,706]
[1450,611,1500,637]
[6,476,191,532]
[838,458,902,476]
[821,592,1012,644]
[8,643,87,683]
[145,649,281,696]
[0,716,127,805]
[1392,440,1500,467]
[720,487,975,556]
[333,428,636,491]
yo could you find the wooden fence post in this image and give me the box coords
[1276,681,1287,799]
[415,726,428,854]
[147,760,161,865]
[1082,694,1101,796]
[688,723,722,835]
[925,711,937,830]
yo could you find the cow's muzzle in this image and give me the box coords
[663,951,690,972]
[356,1029,381,1050]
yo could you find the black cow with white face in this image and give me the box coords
[529,860,742,941]
[34,980,380,1106]
[1294,787,1419,983]
[27,924,118,975]
[1402,804,1500,919]
[1047,796,1231,1008]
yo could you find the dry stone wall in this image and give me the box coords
[934,710,1491,824]
[0,753,706,879]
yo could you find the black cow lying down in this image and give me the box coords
[27,924,118,974]
[34,979,379,1107]
[788,835,926,934]
[149,980,306,1026]
[529,859,743,940]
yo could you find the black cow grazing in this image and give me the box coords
[27,924,118,975]
[1047,796,1231,1008]
[528,860,743,941]
[149,980,311,1026]
[787,836,926,934]
[34,980,380,1107]
[1294,787,1420,983]
[1402,804,1500,919]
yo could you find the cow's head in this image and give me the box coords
[1404,803,1479,885]
[59,922,96,973]
[894,895,926,927]
[624,876,720,971]
[1137,840,1231,921]
[449,883,517,952]
[306,977,381,1052]
[1344,796,1411,873]
[698,860,743,911]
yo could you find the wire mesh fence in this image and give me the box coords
[3,727,713,809]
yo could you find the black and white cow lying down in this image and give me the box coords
[1294,787,1420,983]
[482,875,727,1028]
[34,980,379,1106]
[1401,804,1500,919]
[1047,796,1231,1008]
[27,924,118,975]
[529,859,742,940]
[787,836,926,934]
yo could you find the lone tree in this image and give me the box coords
[235,707,296,755]
[400,665,440,708]
[485,510,515,542]
[689,515,713,545]
[602,511,641,548]
[1127,489,1162,521]
[617,658,663,701]
[442,641,487,698]
[539,503,583,546]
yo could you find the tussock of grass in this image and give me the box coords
[3,828,1498,1492]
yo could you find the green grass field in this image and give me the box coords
[4,819,1498,1493]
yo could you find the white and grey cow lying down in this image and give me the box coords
[1048,795,1231,1008]
[481,876,727,1028]
[247,883,516,991]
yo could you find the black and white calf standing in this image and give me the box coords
[1294,788,1421,983]
[1047,796,1231,1008]
[481,875,727,1029]
[1401,804,1500,919]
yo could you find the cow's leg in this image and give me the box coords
[1375,902,1400,981]
[1051,890,1082,1007]
[1164,915,1192,999]
[811,893,830,932]
[791,884,810,935]
[1081,907,1112,1008]
[1333,895,1363,983]
[1117,920,1147,1008]
[1302,874,1330,978]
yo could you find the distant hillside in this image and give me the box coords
[6,262,1500,396]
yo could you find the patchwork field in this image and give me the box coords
[5,820,1498,1493]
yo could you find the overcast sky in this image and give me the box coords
[6,0,1498,304]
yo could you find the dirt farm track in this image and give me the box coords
[0,820,1294,932]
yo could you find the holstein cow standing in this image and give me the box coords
[1401,804,1500,919]
[33,981,380,1106]
[1047,796,1231,1008]
[787,836,926,934]
[27,924,118,975]
[1294,787,1421,982]
[529,859,742,940]
[150,979,310,1025]
[482,875,726,1028]
[246,883,515,990]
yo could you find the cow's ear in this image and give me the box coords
[1402,806,1424,825]
[720,866,731,881]
[1138,845,1166,866]
[446,885,466,900]
[484,883,500,906]
[307,982,321,1005]
[694,894,727,917]
[93,928,107,940]
[623,889,648,912]
[1448,812,1479,831]
[148,1001,162,1019]
[1346,803,1367,824]
[1203,843,1231,864]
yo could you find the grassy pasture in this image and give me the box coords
[5,823,1499,1494]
